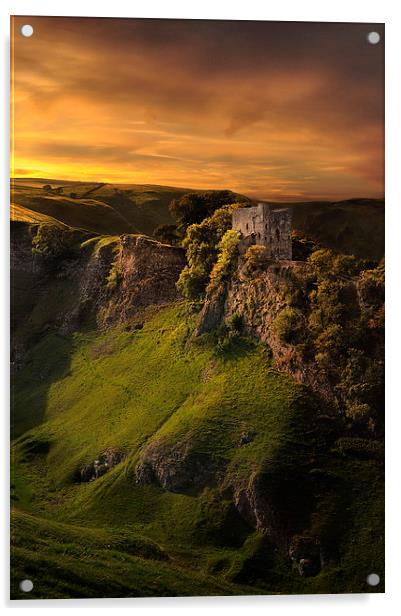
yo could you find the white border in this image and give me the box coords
[1,1,400,614]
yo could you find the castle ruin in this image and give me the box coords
[232,202,292,260]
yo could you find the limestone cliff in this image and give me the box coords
[11,222,185,358]
[197,260,338,407]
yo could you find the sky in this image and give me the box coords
[11,17,384,201]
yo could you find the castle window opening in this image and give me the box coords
[232,202,292,261]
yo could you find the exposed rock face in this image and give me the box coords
[195,282,228,336]
[62,235,185,331]
[221,471,287,545]
[11,224,186,340]
[100,235,185,327]
[78,447,125,483]
[135,439,215,493]
[288,535,322,577]
[197,260,339,408]
[10,222,40,274]
[226,261,339,406]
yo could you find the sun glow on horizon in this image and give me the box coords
[11,17,384,201]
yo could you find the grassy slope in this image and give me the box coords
[11,179,196,237]
[289,199,384,261]
[11,203,68,227]
[11,180,384,259]
[11,303,384,598]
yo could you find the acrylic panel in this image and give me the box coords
[10,16,384,599]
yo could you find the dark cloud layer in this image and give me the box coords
[11,16,384,199]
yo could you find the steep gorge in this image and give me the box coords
[11,221,384,597]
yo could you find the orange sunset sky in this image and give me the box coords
[11,17,384,201]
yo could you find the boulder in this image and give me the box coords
[288,535,321,577]
[78,447,125,483]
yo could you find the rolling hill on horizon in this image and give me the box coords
[11,178,384,260]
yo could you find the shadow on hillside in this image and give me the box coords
[11,332,75,439]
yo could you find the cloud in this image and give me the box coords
[11,16,384,200]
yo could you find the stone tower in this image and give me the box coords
[232,202,292,260]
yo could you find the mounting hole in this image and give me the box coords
[367,31,380,45]
[19,579,33,592]
[20,24,34,38]
[366,573,380,586]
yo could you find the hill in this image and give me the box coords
[11,302,383,598]
[11,179,384,260]
[289,198,384,261]
[10,225,384,598]
[11,179,197,237]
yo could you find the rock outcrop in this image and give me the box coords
[11,223,186,348]
[135,438,215,493]
[100,235,185,327]
[78,447,125,483]
[196,259,338,407]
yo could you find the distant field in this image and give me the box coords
[11,178,196,237]
[11,179,384,259]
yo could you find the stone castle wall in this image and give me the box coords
[232,202,292,260]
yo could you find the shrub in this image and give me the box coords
[176,264,210,300]
[208,230,240,288]
[154,224,179,245]
[314,324,345,358]
[32,224,77,266]
[358,264,385,307]
[177,204,243,300]
[243,245,270,273]
[226,312,242,333]
[272,307,304,344]
[106,265,121,291]
[291,231,320,261]
[309,248,364,279]
[169,190,249,233]
[333,437,384,459]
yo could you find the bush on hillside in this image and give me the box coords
[169,190,249,234]
[176,264,210,300]
[358,264,385,308]
[291,231,320,261]
[32,224,77,267]
[272,307,305,345]
[243,245,270,273]
[208,230,240,288]
[176,204,243,300]
[308,248,363,280]
[226,312,243,334]
[154,224,179,245]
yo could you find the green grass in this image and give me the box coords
[11,180,385,259]
[11,510,245,599]
[11,179,197,237]
[11,303,384,597]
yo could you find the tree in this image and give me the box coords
[176,203,242,300]
[31,224,77,268]
[243,245,270,273]
[272,307,305,344]
[154,224,179,245]
[291,231,320,261]
[208,230,240,288]
[169,190,249,234]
